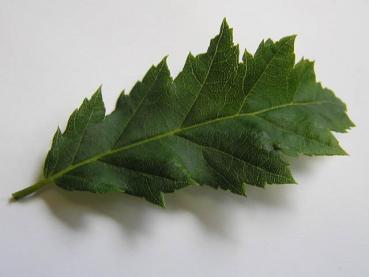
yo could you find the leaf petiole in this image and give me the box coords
[12,179,51,200]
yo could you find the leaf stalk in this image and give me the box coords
[12,179,51,200]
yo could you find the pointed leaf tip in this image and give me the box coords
[221,18,230,30]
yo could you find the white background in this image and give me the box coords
[1,0,368,276]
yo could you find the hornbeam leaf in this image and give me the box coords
[12,19,354,207]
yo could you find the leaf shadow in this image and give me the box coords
[37,179,299,243]
[19,153,318,242]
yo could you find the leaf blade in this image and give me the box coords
[41,20,353,206]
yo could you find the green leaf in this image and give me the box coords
[12,19,354,206]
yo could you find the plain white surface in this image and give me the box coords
[1,0,368,276]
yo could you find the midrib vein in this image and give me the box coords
[48,100,331,181]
